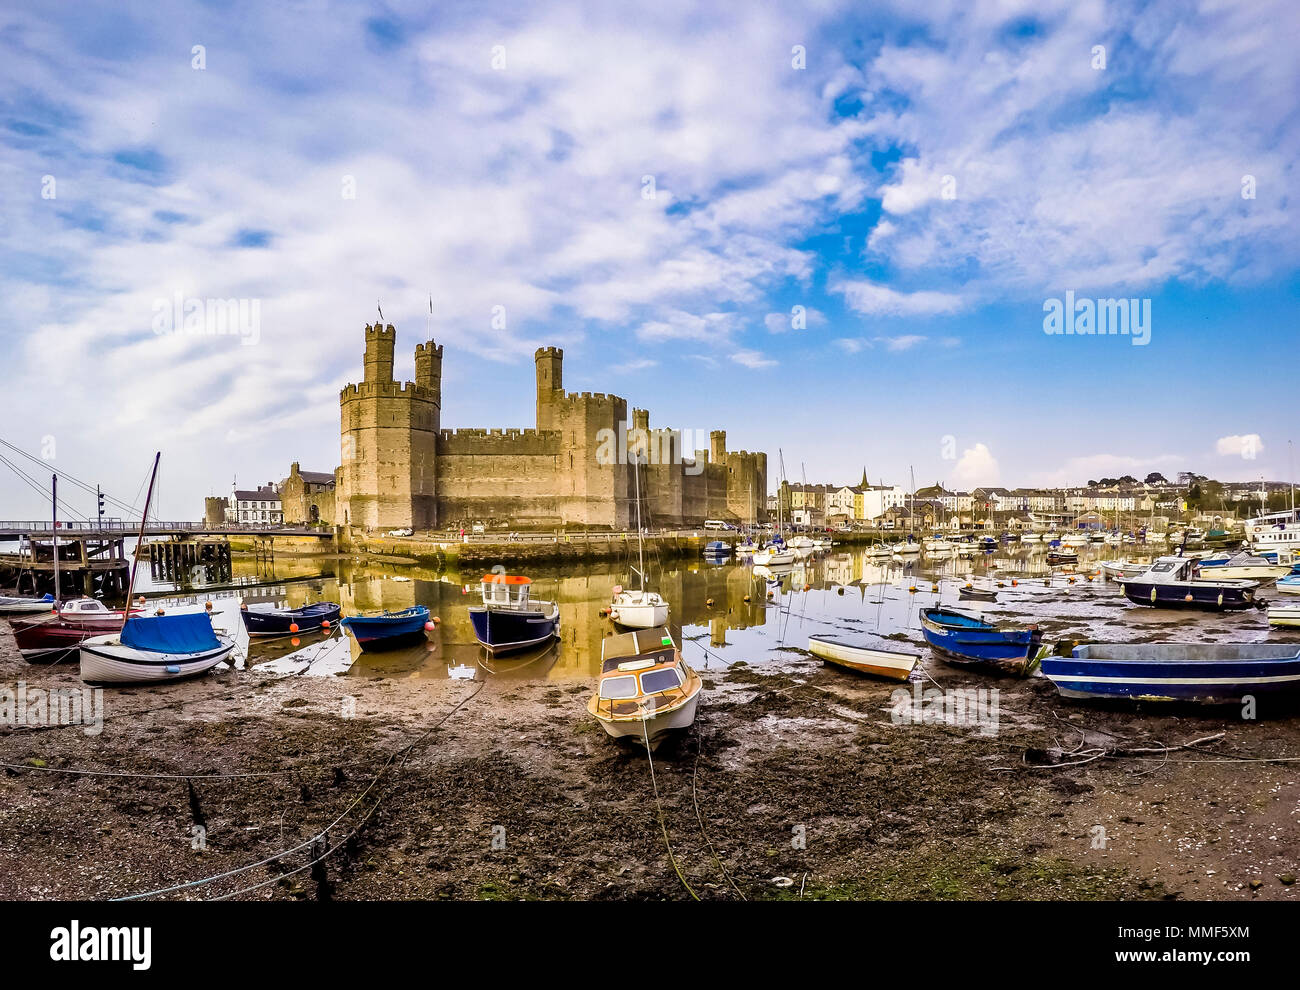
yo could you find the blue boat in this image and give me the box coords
[341,606,430,651]
[703,540,731,556]
[1120,555,1258,611]
[241,601,341,637]
[1042,643,1300,704]
[918,606,1042,676]
[469,574,559,654]
[1276,563,1300,591]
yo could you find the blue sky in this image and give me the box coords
[1,0,1298,519]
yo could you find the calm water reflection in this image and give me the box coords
[133,543,1288,682]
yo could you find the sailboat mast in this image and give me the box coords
[633,453,645,592]
[121,452,161,629]
[51,474,59,607]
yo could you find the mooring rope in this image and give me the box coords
[641,715,699,902]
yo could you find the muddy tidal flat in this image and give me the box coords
[2,548,1299,901]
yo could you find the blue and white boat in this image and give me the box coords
[80,612,235,684]
[1120,555,1259,611]
[241,601,341,637]
[703,540,731,557]
[470,575,559,653]
[1273,563,1300,595]
[341,606,430,651]
[918,606,1042,676]
[1041,643,1300,703]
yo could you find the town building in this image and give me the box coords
[227,483,282,524]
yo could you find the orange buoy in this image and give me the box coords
[803,583,811,592]
[965,583,973,589]
[155,608,165,616]
[205,601,214,611]
[289,622,299,633]
[321,619,331,628]
[908,586,917,593]
[1184,593,1194,602]
[432,616,441,625]
[705,598,714,607]
[1011,579,1018,586]
[291,637,300,647]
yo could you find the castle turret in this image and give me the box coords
[710,430,727,463]
[415,340,443,409]
[364,323,396,383]
[632,408,649,431]
[535,346,563,432]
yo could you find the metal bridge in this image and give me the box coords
[0,520,334,539]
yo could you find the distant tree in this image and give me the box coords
[1188,482,1203,506]
[1086,479,1097,487]
[1145,472,1167,484]
[1117,474,1137,485]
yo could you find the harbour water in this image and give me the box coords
[133,543,1300,682]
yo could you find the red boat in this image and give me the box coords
[13,598,144,662]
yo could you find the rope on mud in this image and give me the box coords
[690,700,745,901]
[641,716,699,902]
[112,679,485,901]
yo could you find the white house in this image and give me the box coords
[228,482,282,524]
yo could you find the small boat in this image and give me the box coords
[918,606,1042,676]
[1195,553,1291,582]
[865,543,892,557]
[469,574,559,652]
[808,635,919,681]
[587,626,701,749]
[79,612,235,685]
[1021,532,1042,543]
[342,605,431,651]
[959,585,998,602]
[1046,549,1079,565]
[1120,555,1259,611]
[979,535,998,551]
[893,540,921,556]
[13,598,144,662]
[733,540,758,555]
[611,587,670,628]
[1041,643,1300,703]
[240,601,341,637]
[1268,604,1300,627]
[1063,533,1089,547]
[1098,559,1148,581]
[0,593,55,616]
[702,540,731,557]
[788,536,815,550]
[1276,564,1300,594]
[752,543,795,566]
[923,536,953,552]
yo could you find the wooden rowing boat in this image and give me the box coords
[807,635,918,681]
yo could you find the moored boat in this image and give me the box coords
[1195,552,1291,582]
[703,540,731,557]
[0,593,55,616]
[470,574,560,652]
[587,626,701,749]
[1119,556,1259,611]
[79,612,235,685]
[1276,564,1300,594]
[959,585,998,602]
[13,598,144,662]
[1098,559,1148,581]
[1041,643,1300,703]
[1046,549,1079,565]
[918,606,1042,676]
[808,635,919,681]
[343,605,432,651]
[1268,604,1300,627]
[240,601,341,637]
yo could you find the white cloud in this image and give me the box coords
[730,349,777,369]
[831,278,965,316]
[951,443,1000,487]
[1216,434,1265,459]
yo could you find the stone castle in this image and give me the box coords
[336,323,766,532]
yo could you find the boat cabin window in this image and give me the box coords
[599,675,639,700]
[1149,561,1178,572]
[640,668,683,694]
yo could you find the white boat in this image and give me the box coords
[80,612,235,684]
[1244,509,1300,553]
[611,456,670,629]
[0,593,56,615]
[923,537,953,552]
[893,541,921,556]
[1196,553,1292,582]
[752,545,795,566]
[1267,604,1300,627]
[808,635,919,681]
[1063,533,1089,546]
[865,543,892,557]
[1020,533,1042,543]
[788,536,815,550]
[1099,560,1149,581]
[588,626,701,749]
[610,587,669,629]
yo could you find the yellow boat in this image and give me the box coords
[588,626,702,749]
[808,634,919,681]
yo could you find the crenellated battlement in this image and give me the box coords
[535,346,562,358]
[340,380,437,400]
[414,341,443,357]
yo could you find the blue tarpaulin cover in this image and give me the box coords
[120,612,220,654]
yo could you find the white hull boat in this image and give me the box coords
[589,626,702,750]
[1197,560,1292,582]
[892,543,921,556]
[1268,604,1300,627]
[1020,533,1042,543]
[610,590,669,629]
[753,547,795,566]
[80,632,234,684]
[808,635,919,681]
[0,594,56,615]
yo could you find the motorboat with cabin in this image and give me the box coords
[587,626,702,749]
[1118,555,1259,611]
[470,574,560,653]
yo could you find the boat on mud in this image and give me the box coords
[808,635,919,681]
[1041,643,1300,703]
[1119,555,1259,611]
[587,626,701,749]
[240,601,341,637]
[918,606,1042,676]
[80,611,235,685]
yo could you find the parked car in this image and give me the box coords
[386,527,413,537]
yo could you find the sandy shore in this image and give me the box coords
[1,620,1298,901]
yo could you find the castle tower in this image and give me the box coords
[364,323,396,382]
[338,323,439,531]
[415,340,444,410]
[710,430,727,463]
[535,347,563,431]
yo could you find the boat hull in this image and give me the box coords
[918,608,1041,676]
[79,635,235,685]
[590,689,701,750]
[342,607,431,651]
[241,602,341,636]
[1042,644,1300,703]
[808,636,918,681]
[468,604,558,654]
[1120,581,1256,611]
[1268,606,1300,627]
